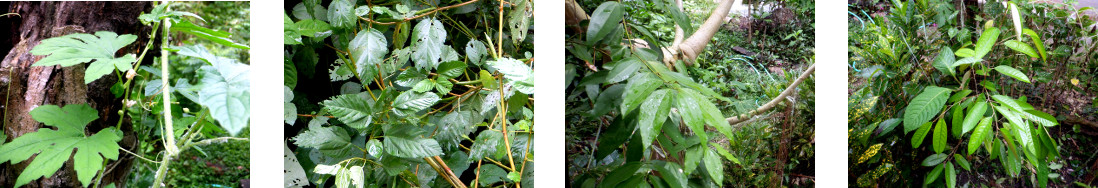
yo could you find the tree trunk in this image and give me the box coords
[0,2,151,187]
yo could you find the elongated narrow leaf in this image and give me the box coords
[653,161,688,188]
[621,73,663,115]
[962,102,986,134]
[912,122,932,148]
[946,162,957,188]
[676,89,708,146]
[1004,40,1038,58]
[637,89,673,150]
[925,164,944,184]
[172,20,249,49]
[904,86,951,133]
[703,149,724,184]
[933,118,948,153]
[975,27,1000,59]
[321,94,374,130]
[954,154,972,171]
[992,95,1025,112]
[955,48,975,58]
[606,57,642,84]
[994,105,1034,155]
[586,2,625,45]
[1022,110,1058,127]
[951,57,981,68]
[1010,2,1023,41]
[993,65,1031,83]
[922,153,948,166]
[1023,29,1046,61]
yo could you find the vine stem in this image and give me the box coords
[359,0,481,25]
[153,2,176,187]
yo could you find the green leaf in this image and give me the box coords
[437,111,479,149]
[962,102,986,134]
[621,73,663,115]
[925,164,944,184]
[903,86,951,133]
[285,86,298,125]
[139,3,204,24]
[946,162,957,188]
[30,31,138,84]
[948,89,972,103]
[653,161,688,188]
[350,28,388,77]
[606,57,642,84]
[993,65,1031,83]
[198,60,251,136]
[968,117,992,155]
[508,0,531,45]
[712,145,741,164]
[922,153,948,166]
[586,2,625,45]
[912,122,932,148]
[1023,29,1046,61]
[284,12,302,45]
[412,18,447,70]
[1010,2,1023,40]
[955,48,975,57]
[391,91,440,117]
[465,40,488,66]
[321,94,375,130]
[950,57,981,68]
[933,46,956,75]
[284,142,309,187]
[975,27,1000,59]
[294,19,332,39]
[992,95,1025,112]
[487,58,534,94]
[0,104,121,187]
[953,154,971,171]
[675,89,708,147]
[327,0,355,29]
[1004,40,1038,58]
[702,149,724,184]
[1022,109,1058,127]
[395,69,428,87]
[469,130,502,160]
[384,135,443,158]
[436,61,467,80]
[933,118,948,153]
[637,89,673,151]
[171,20,249,49]
[600,162,643,187]
[292,126,355,158]
[994,105,1034,155]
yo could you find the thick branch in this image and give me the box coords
[727,63,814,125]
[672,0,740,65]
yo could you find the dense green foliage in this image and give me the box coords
[849,0,1098,187]
[566,0,815,187]
[283,0,534,187]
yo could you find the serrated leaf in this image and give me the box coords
[1004,40,1038,58]
[586,2,625,45]
[437,111,479,148]
[904,86,951,133]
[30,31,138,83]
[638,89,673,151]
[933,118,948,153]
[285,142,309,187]
[975,27,1000,58]
[350,28,388,77]
[962,102,986,134]
[391,91,440,117]
[465,40,487,66]
[292,126,355,158]
[487,58,534,94]
[993,65,1031,83]
[0,104,121,188]
[285,86,298,125]
[469,130,502,160]
[508,0,531,45]
[366,139,382,157]
[321,94,375,130]
[412,18,446,70]
[395,69,427,87]
[198,60,251,136]
[922,153,948,166]
[327,0,355,29]
[436,61,467,80]
[384,135,442,158]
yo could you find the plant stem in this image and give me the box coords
[153,2,176,187]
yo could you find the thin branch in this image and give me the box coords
[727,64,815,125]
[360,0,481,25]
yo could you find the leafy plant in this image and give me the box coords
[0,104,120,187]
[283,0,534,187]
[30,31,138,84]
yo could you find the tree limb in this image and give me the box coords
[667,0,741,65]
[727,63,814,125]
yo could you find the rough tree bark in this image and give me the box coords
[0,2,151,187]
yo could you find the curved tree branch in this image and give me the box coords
[727,63,814,125]
[666,0,741,66]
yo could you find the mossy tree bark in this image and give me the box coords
[0,2,151,187]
